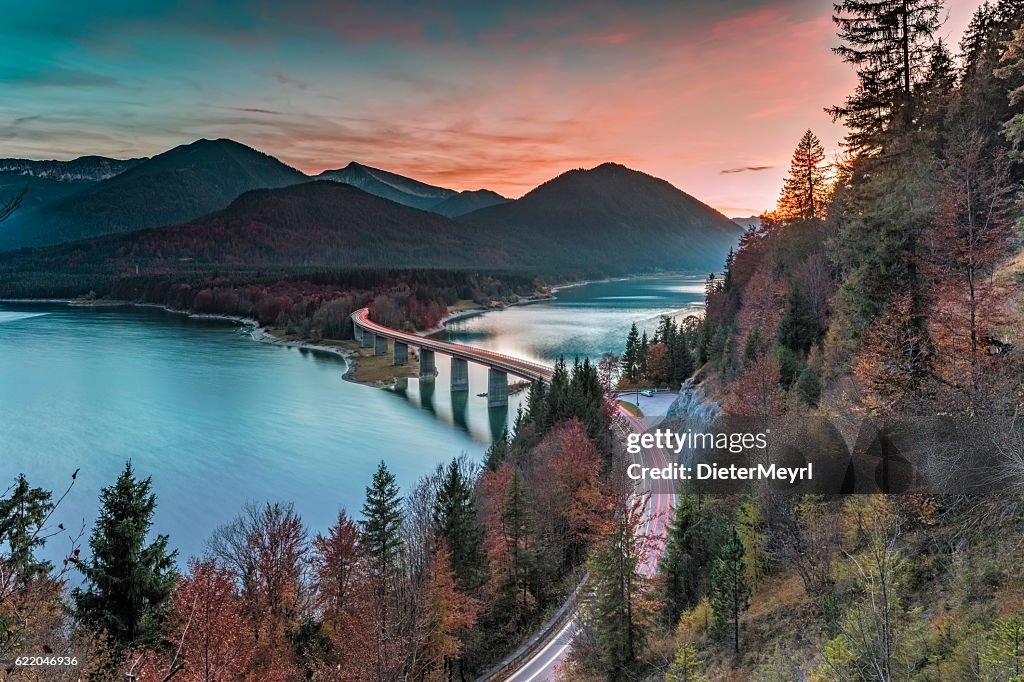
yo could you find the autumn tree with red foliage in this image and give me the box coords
[854,292,932,413]
[162,559,255,682]
[209,502,308,679]
[724,355,785,417]
[643,343,670,385]
[926,127,1018,412]
[529,419,607,571]
[414,541,479,682]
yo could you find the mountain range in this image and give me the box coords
[315,162,508,216]
[0,139,306,250]
[0,156,146,215]
[0,138,741,277]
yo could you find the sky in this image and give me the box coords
[1,0,983,215]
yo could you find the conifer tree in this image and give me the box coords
[639,331,650,376]
[777,286,821,355]
[667,642,710,682]
[500,469,534,624]
[777,129,829,222]
[671,329,694,385]
[0,475,53,580]
[660,495,717,627]
[360,461,404,578]
[589,494,650,677]
[544,358,570,428]
[432,458,487,592]
[829,0,943,154]
[623,323,641,382]
[710,526,750,655]
[73,462,177,649]
[997,23,1024,159]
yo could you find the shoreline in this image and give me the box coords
[0,271,702,387]
[0,296,363,380]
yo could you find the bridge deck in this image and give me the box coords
[351,308,552,381]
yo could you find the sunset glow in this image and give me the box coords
[2,0,981,214]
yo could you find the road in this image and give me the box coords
[352,307,674,681]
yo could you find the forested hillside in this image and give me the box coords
[462,162,742,274]
[567,1,1024,680]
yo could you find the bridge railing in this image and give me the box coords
[352,308,552,379]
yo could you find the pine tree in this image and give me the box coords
[696,319,711,365]
[501,469,534,625]
[432,458,487,593]
[544,358,570,429]
[623,323,641,382]
[670,329,694,386]
[660,495,717,627]
[796,365,823,407]
[777,285,821,355]
[73,462,177,649]
[0,475,53,579]
[639,331,650,376]
[742,327,763,368]
[777,129,829,222]
[360,461,404,577]
[710,526,751,655]
[589,494,649,677]
[828,0,944,154]
[997,23,1024,159]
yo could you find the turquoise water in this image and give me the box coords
[445,275,706,363]
[0,276,704,563]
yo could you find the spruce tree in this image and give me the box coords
[432,458,486,592]
[590,495,647,676]
[710,526,750,655]
[670,330,694,386]
[73,462,177,649]
[796,365,823,407]
[777,286,821,355]
[696,319,711,366]
[660,495,717,627]
[544,358,570,429]
[639,331,650,377]
[829,0,943,154]
[360,461,404,578]
[777,129,829,222]
[0,474,53,580]
[623,323,640,382]
[501,469,534,625]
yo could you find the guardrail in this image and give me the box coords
[475,574,590,682]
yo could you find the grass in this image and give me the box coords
[616,400,643,417]
[335,339,418,385]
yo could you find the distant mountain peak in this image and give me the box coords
[0,139,306,251]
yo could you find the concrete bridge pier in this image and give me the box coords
[487,368,508,407]
[419,349,436,381]
[353,323,362,342]
[393,341,408,366]
[361,330,374,348]
[450,358,469,392]
[374,334,388,356]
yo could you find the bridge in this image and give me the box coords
[351,307,552,406]
[351,305,676,681]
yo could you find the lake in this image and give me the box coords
[0,275,704,563]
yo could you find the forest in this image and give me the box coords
[1,0,1023,680]
[592,0,1024,679]
[0,358,617,681]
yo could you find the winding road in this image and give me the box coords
[351,307,676,681]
